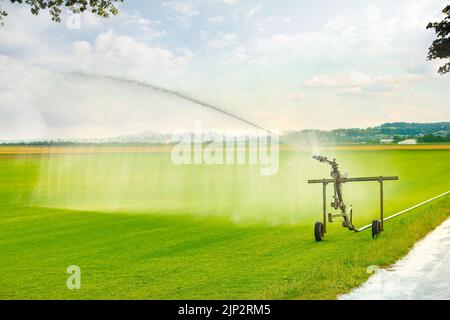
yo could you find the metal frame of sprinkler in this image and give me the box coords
[308,156,398,241]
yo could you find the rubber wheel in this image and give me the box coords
[372,220,381,239]
[314,222,325,242]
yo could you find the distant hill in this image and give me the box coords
[102,131,172,144]
[1,122,449,145]
[377,122,450,135]
[282,122,450,144]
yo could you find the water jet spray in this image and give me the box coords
[66,73,276,136]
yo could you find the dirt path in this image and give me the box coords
[341,218,450,300]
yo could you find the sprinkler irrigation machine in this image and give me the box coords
[308,156,399,241]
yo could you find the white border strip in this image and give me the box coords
[357,190,450,232]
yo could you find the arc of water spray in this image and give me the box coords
[66,72,276,136]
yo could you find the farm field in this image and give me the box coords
[0,145,449,299]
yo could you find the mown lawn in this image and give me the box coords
[0,146,449,299]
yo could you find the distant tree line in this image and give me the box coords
[0,141,167,146]
[417,133,450,143]
[281,122,450,145]
[2,122,449,146]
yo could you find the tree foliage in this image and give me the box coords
[0,0,123,24]
[427,5,450,74]
[418,133,450,143]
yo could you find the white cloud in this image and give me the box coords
[208,16,224,24]
[303,70,423,96]
[162,0,201,27]
[93,30,188,77]
[118,12,166,38]
[163,1,200,16]
[199,30,209,40]
[23,29,192,86]
[217,0,447,72]
[247,7,399,64]
[254,16,292,34]
[249,32,342,66]
[337,87,363,95]
[127,18,166,37]
[0,55,251,140]
[246,3,262,20]
[304,71,422,88]
[218,0,239,4]
[0,56,49,140]
[304,71,372,88]
[286,92,306,99]
[124,14,162,27]
[1,0,449,135]
[218,46,249,65]
[209,33,238,49]
[0,6,51,49]
[0,6,186,85]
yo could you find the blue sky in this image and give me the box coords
[0,0,449,139]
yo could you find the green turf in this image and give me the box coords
[0,147,449,299]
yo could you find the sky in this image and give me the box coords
[0,0,449,140]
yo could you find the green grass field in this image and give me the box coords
[1,146,449,299]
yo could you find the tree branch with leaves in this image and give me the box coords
[427,4,450,74]
[0,0,123,25]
